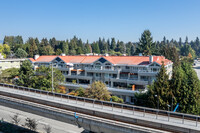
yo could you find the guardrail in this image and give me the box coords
[0,83,199,127]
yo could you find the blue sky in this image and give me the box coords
[0,0,200,43]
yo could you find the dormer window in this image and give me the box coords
[95,63,101,66]
[105,63,110,65]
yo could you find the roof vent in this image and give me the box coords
[34,55,40,60]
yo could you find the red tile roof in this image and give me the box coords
[29,55,57,62]
[29,55,172,66]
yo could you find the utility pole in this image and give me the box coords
[52,63,54,92]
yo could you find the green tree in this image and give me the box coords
[55,48,62,55]
[0,68,19,83]
[85,81,111,101]
[17,60,34,87]
[29,38,38,57]
[137,30,155,56]
[171,62,200,114]
[3,44,10,55]
[110,38,116,51]
[161,45,180,67]
[147,62,171,110]
[32,66,64,91]
[85,40,92,53]
[44,45,54,55]
[15,48,28,58]
[92,42,100,54]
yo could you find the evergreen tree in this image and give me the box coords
[17,60,34,87]
[185,36,188,45]
[85,40,92,53]
[92,42,100,54]
[35,38,40,48]
[29,38,38,57]
[137,30,155,56]
[148,62,171,110]
[49,37,57,50]
[178,37,182,47]
[110,38,116,51]
[171,62,200,114]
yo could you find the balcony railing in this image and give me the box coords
[138,70,159,73]
[85,67,121,71]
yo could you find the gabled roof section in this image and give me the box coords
[153,56,172,65]
[59,56,101,64]
[103,56,150,65]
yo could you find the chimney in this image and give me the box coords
[61,53,66,56]
[149,55,153,63]
[34,55,40,60]
[139,53,142,56]
[105,53,109,56]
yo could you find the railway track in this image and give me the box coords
[0,94,172,133]
[0,83,200,133]
[0,83,199,123]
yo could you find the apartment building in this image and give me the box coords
[29,55,173,103]
[0,58,26,71]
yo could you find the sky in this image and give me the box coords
[0,0,200,43]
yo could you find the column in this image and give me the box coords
[68,68,71,75]
[111,81,113,87]
[128,73,130,80]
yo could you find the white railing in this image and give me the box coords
[138,70,159,73]
[85,67,121,71]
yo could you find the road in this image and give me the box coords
[0,105,85,133]
[0,86,199,132]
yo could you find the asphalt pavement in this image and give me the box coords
[0,105,85,133]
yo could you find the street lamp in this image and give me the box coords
[167,104,171,111]
[51,63,54,92]
[155,95,159,110]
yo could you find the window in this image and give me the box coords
[126,66,129,69]
[95,63,101,65]
[55,57,61,62]
[98,58,107,63]
[105,63,110,65]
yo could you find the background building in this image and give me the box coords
[0,58,26,71]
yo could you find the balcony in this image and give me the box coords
[110,78,148,85]
[85,67,121,73]
[64,74,92,80]
[54,66,70,71]
[138,70,158,76]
